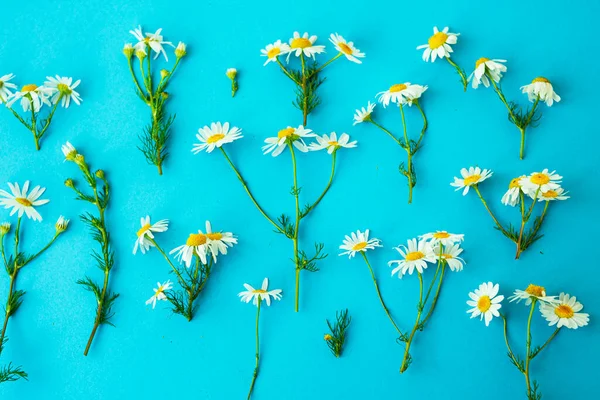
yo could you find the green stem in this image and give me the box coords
[400,272,424,373]
[399,104,413,204]
[413,100,428,150]
[302,151,336,218]
[289,144,301,312]
[310,53,342,77]
[276,59,300,84]
[420,246,447,328]
[300,54,308,126]
[36,97,62,142]
[515,187,541,259]
[473,185,510,237]
[128,57,148,101]
[501,314,522,371]
[149,238,186,286]
[524,300,537,397]
[531,328,560,359]
[8,107,32,130]
[369,120,403,147]
[445,57,468,91]
[247,301,261,400]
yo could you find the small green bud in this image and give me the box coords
[64,178,75,188]
[95,170,105,179]
[160,69,169,79]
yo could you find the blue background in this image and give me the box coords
[1,0,598,398]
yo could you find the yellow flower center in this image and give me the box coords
[543,190,559,198]
[532,77,550,84]
[433,232,450,239]
[267,47,280,58]
[291,37,312,49]
[555,304,574,319]
[207,232,222,240]
[338,42,353,55]
[463,175,481,186]
[477,295,491,313]
[442,253,453,259]
[328,141,339,147]
[324,334,333,341]
[186,233,207,246]
[207,134,225,144]
[525,284,545,298]
[137,223,151,237]
[21,84,37,92]
[278,127,295,138]
[351,242,367,251]
[389,84,407,93]
[530,173,550,185]
[509,177,522,189]
[15,197,33,207]
[253,289,267,294]
[405,251,424,261]
[57,83,72,94]
[475,57,490,69]
[428,32,448,49]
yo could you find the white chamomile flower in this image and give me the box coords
[170,231,209,267]
[376,83,427,107]
[521,77,561,107]
[260,40,291,66]
[44,76,82,108]
[309,132,357,154]
[339,229,382,258]
[416,26,459,62]
[238,278,282,306]
[467,282,504,326]
[433,243,465,272]
[388,238,436,278]
[145,280,173,309]
[509,284,557,305]
[329,33,364,64]
[501,176,525,207]
[55,216,69,233]
[519,169,562,197]
[353,101,375,125]
[6,84,51,113]
[133,216,169,255]
[469,58,507,89]
[61,141,78,160]
[450,167,493,195]
[0,181,49,222]
[540,293,589,329]
[262,125,315,157]
[0,73,17,103]
[419,231,464,247]
[192,122,243,154]
[204,220,237,261]
[130,26,174,61]
[538,187,569,202]
[287,32,325,61]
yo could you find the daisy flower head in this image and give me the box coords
[420,231,464,247]
[238,278,282,306]
[287,32,325,61]
[61,141,79,161]
[519,169,562,197]
[204,220,237,261]
[388,238,436,278]
[467,282,504,326]
[145,280,173,309]
[0,73,17,103]
[309,132,357,154]
[376,83,428,107]
[329,33,364,64]
[339,229,382,258]
[540,293,589,329]
[193,122,243,154]
[130,26,174,61]
[353,101,375,125]
[55,216,69,234]
[416,26,459,62]
[501,176,525,207]
[521,77,560,107]
[469,58,507,89]
[44,76,82,108]
[260,40,291,66]
[170,231,209,267]
[450,167,493,195]
[6,83,51,113]
[538,187,569,202]
[262,125,315,157]
[133,216,169,255]
[0,181,49,222]
[509,284,557,306]
[433,242,465,272]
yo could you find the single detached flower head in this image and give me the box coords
[170,231,209,267]
[260,40,291,66]
[329,33,364,64]
[203,220,237,261]
[451,167,493,195]
[519,169,562,196]
[538,187,569,202]
[262,125,315,157]
[0,181,49,222]
[287,32,325,61]
[133,216,169,255]
[540,293,589,329]
[238,278,282,306]
[353,101,375,125]
[6,83,51,112]
[433,243,465,271]
[55,216,69,233]
[130,26,174,61]
[193,122,243,154]
[145,280,173,309]
[501,176,525,207]
[339,229,382,258]
[309,132,357,154]
[469,58,507,89]
[388,238,436,278]
[521,77,560,107]
[467,282,504,326]
[377,83,427,108]
[509,284,557,305]
[0,73,17,103]
[416,26,459,62]
[419,231,464,247]
[44,76,82,108]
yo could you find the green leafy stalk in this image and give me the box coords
[0,363,28,384]
[445,57,468,91]
[6,93,64,150]
[324,309,352,358]
[247,301,261,400]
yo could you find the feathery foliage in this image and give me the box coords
[324,309,351,358]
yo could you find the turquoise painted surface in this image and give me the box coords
[1,0,598,398]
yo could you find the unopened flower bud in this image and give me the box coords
[324,334,333,341]
[226,68,237,80]
[0,222,11,236]
[95,170,105,179]
[64,178,75,188]
[160,69,169,79]
[123,43,134,58]
[135,48,147,60]
[55,216,69,233]
[175,42,187,58]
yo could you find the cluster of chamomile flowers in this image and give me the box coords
[0,74,82,111]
